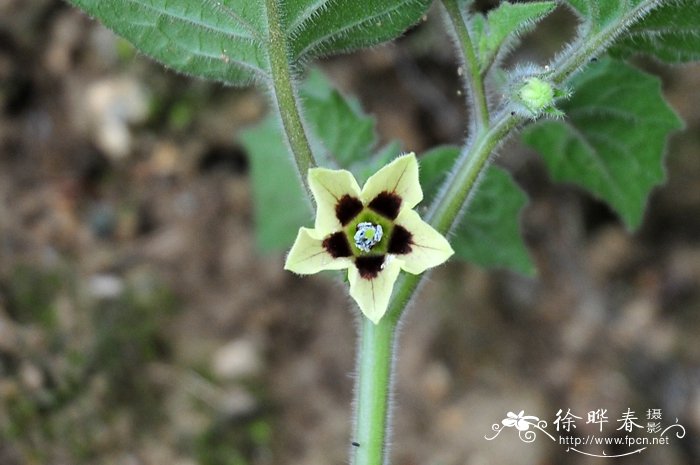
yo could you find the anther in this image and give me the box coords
[354,222,383,252]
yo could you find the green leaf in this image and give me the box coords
[420,146,534,275]
[301,70,377,169]
[285,0,433,60]
[69,0,270,86]
[522,57,682,230]
[240,69,400,251]
[610,0,700,63]
[299,69,403,181]
[68,0,431,87]
[565,0,647,31]
[240,116,311,251]
[471,1,556,71]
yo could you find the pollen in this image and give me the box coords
[354,222,383,253]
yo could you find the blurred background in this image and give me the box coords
[1,1,699,464]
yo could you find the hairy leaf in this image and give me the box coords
[471,1,556,71]
[241,70,400,251]
[420,146,534,275]
[611,0,700,63]
[286,0,432,60]
[69,0,270,86]
[68,0,431,86]
[566,0,648,31]
[523,58,682,229]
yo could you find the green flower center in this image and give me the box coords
[344,209,394,257]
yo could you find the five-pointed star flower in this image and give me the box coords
[284,153,454,323]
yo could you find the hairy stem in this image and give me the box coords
[387,0,663,338]
[549,0,662,84]
[264,0,317,191]
[442,0,489,131]
[352,316,397,465]
[351,2,663,464]
[385,111,521,322]
[427,115,519,233]
[355,112,522,465]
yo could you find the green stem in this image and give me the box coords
[549,0,661,85]
[427,115,519,233]
[387,0,665,332]
[351,113,522,465]
[386,111,521,323]
[349,2,664,464]
[352,316,397,465]
[442,0,489,131]
[264,0,317,191]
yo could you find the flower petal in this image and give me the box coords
[309,167,362,236]
[394,209,454,274]
[361,153,423,215]
[348,257,402,324]
[284,228,352,274]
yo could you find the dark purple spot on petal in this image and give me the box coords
[355,255,385,280]
[388,226,412,255]
[322,232,352,258]
[368,191,402,220]
[335,195,363,226]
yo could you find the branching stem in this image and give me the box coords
[352,2,664,464]
[387,0,665,326]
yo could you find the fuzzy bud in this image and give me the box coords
[519,77,554,113]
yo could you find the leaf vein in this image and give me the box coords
[294,0,420,58]
[125,0,259,44]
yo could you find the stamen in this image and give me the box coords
[353,222,383,252]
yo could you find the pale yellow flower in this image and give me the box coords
[284,153,453,323]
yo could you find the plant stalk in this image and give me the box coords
[549,0,662,85]
[386,111,520,323]
[257,1,665,463]
[387,0,665,338]
[350,115,520,465]
[352,316,397,465]
[264,0,317,192]
[442,0,489,132]
[352,4,664,462]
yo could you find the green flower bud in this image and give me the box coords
[519,77,554,112]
